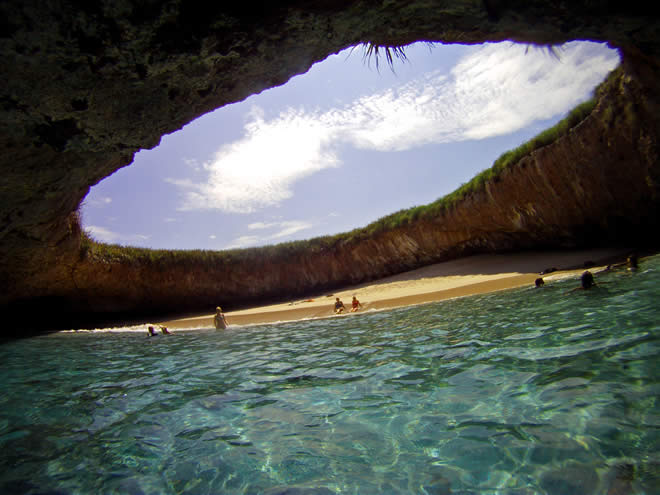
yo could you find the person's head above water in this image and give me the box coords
[581,270,595,289]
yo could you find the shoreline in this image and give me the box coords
[159,247,637,330]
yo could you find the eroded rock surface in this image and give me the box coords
[1,1,660,328]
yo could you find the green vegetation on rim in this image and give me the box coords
[79,67,617,267]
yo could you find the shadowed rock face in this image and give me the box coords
[1,1,660,328]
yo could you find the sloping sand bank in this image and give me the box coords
[160,248,634,329]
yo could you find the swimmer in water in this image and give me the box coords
[570,270,597,292]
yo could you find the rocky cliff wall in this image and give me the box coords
[2,1,660,329]
[22,62,657,329]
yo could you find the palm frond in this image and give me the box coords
[361,43,409,72]
[523,43,562,60]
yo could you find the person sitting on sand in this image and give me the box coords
[161,326,171,335]
[214,306,228,329]
[334,297,345,314]
[350,295,362,312]
[535,277,545,288]
[147,325,158,336]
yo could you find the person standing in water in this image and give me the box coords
[214,306,228,329]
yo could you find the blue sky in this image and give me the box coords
[82,41,620,251]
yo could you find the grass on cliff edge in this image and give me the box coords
[79,68,615,268]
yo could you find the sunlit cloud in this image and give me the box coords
[86,225,149,245]
[172,41,619,214]
[170,108,340,214]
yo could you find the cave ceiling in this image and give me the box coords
[1,0,660,308]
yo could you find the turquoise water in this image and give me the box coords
[1,257,659,494]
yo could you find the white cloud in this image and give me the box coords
[172,41,619,214]
[172,108,340,214]
[342,42,619,148]
[225,220,314,248]
[268,220,314,239]
[452,43,619,140]
[225,235,262,250]
[87,225,149,245]
[86,225,117,242]
[247,221,278,230]
[86,196,112,207]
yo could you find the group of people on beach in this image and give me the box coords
[210,254,641,330]
[333,295,362,314]
[161,253,643,333]
[534,253,640,292]
[212,295,364,329]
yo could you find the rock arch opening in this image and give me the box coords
[81,41,619,252]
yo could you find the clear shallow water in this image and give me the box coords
[1,257,659,495]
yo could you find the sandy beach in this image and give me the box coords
[159,247,636,329]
